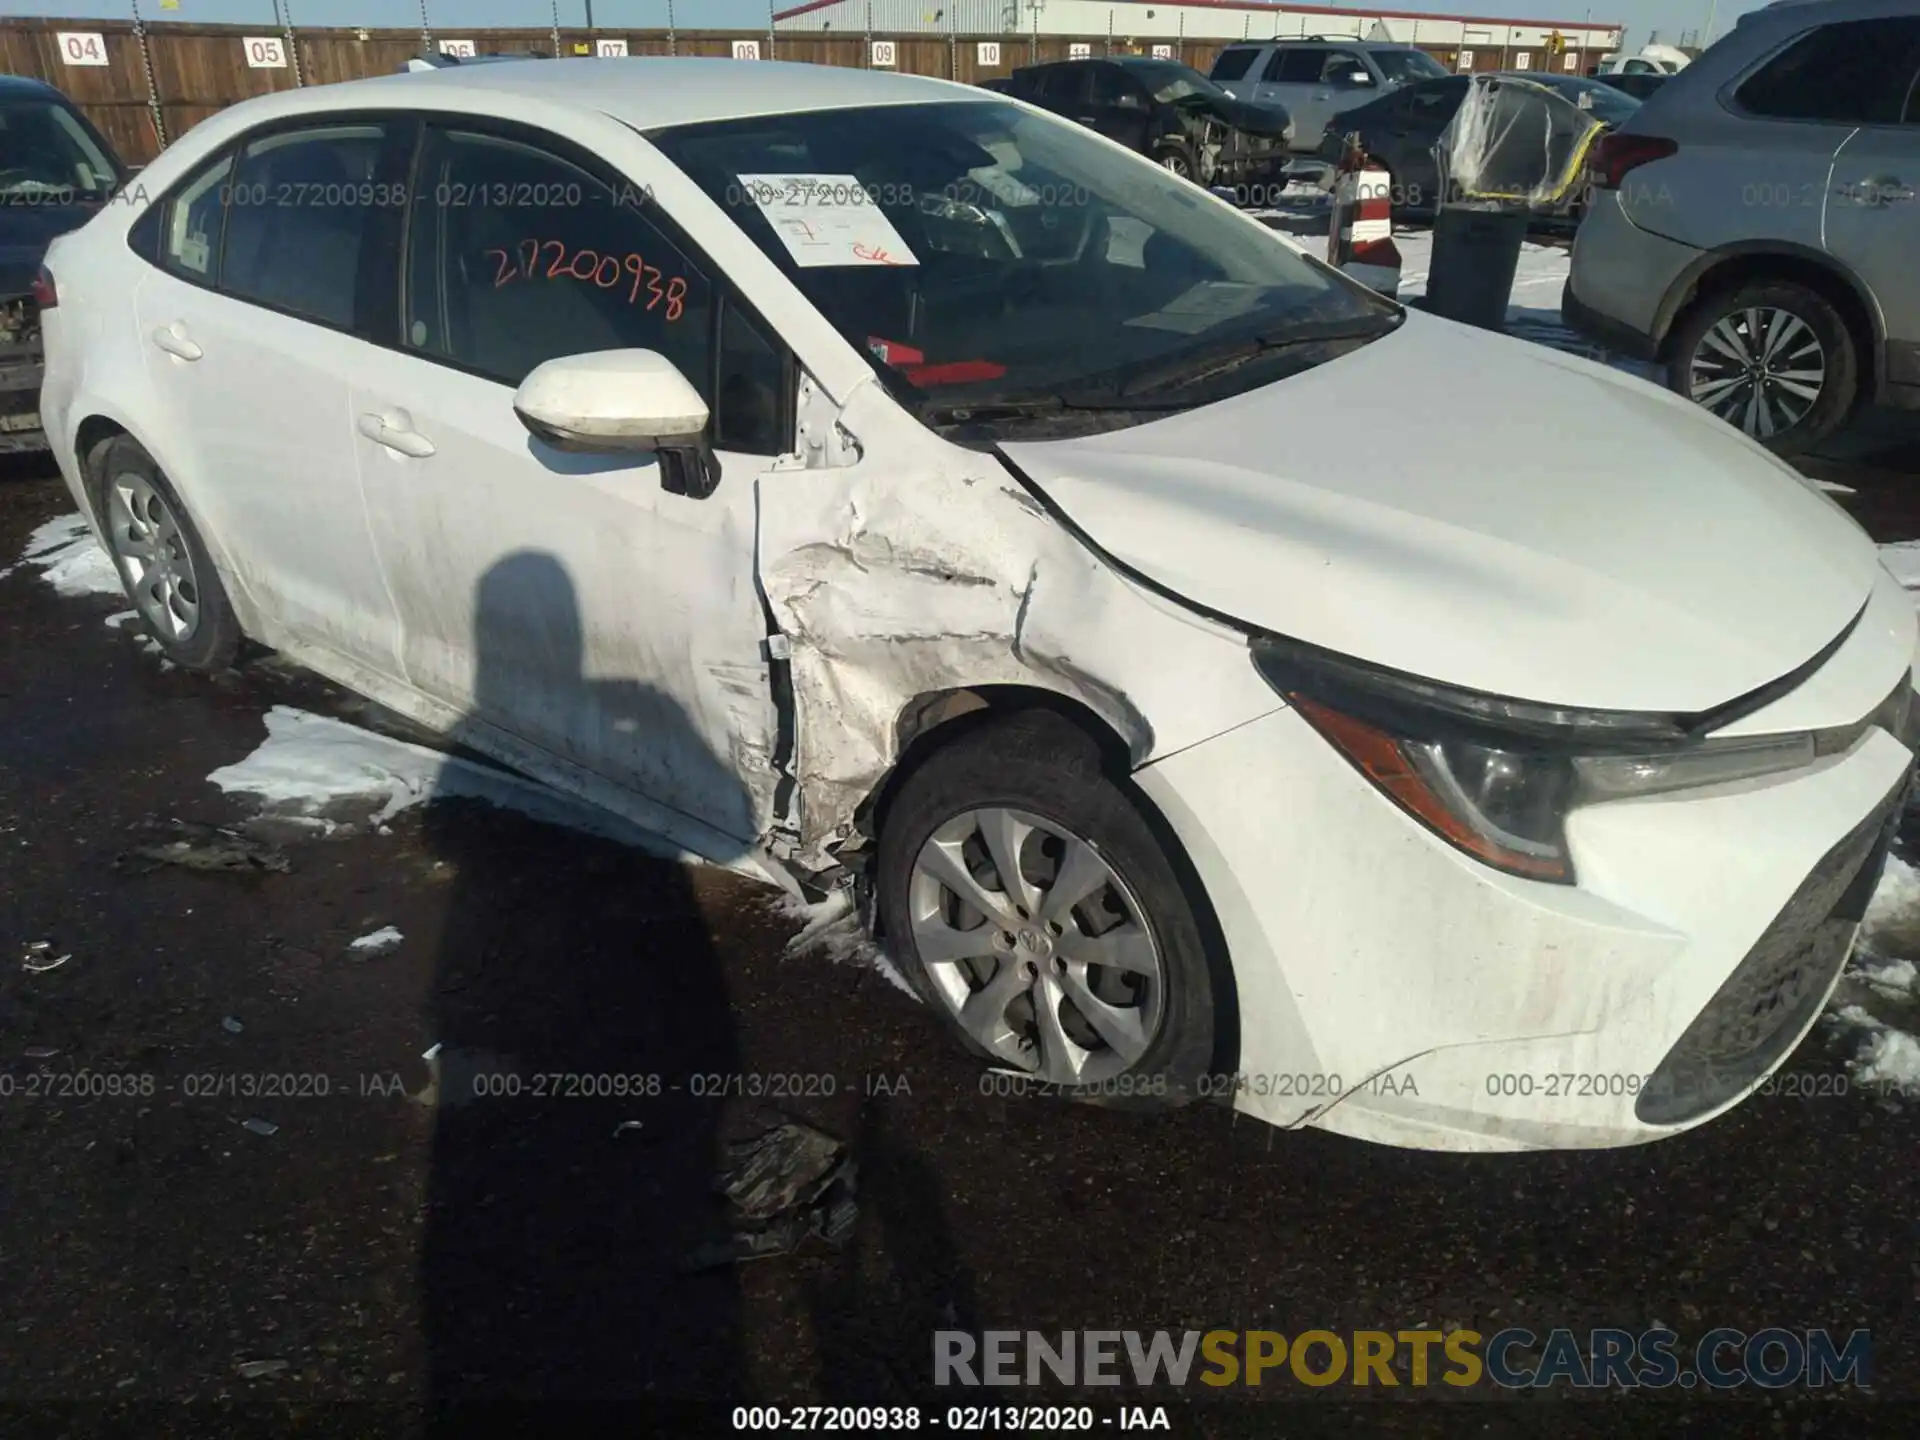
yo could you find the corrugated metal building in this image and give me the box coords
[772,0,1625,53]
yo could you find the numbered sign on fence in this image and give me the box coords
[1515,51,1532,68]
[1457,49,1474,70]
[1068,42,1092,60]
[242,36,289,69]
[1562,51,1578,70]
[595,38,629,57]
[438,39,477,58]
[871,40,897,68]
[731,39,761,61]
[1154,44,1176,59]
[977,41,1001,67]
[57,32,110,67]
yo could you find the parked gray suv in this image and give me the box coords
[1564,0,1920,454]
[1208,39,1449,151]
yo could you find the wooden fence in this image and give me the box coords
[0,17,1609,166]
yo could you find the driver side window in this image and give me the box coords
[403,125,792,456]
[1321,51,1369,87]
[1090,67,1143,108]
[405,126,711,391]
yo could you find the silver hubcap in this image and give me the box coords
[1161,155,1187,176]
[1687,306,1825,441]
[909,807,1165,1085]
[106,473,200,642]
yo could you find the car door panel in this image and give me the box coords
[1826,123,1920,382]
[132,126,405,678]
[353,120,783,842]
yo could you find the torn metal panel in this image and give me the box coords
[754,377,1283,869]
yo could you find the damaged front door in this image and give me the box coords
[351,120,789,844]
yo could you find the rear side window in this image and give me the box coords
[1735,18,1920,125]
[1269,49,1328,83]
[1040,66,1091,105]
[219,123,389,328]
[1209,47,1259,82]
[161,154,232,281]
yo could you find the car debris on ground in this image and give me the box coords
[118,818,292,875]
[681,1119,859,1270]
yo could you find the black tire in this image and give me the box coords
[91,434,240,672]
[1151,138,1198,184]
[876,709,1225,1109]
[1665,280,1857,457]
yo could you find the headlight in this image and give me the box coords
[1255,639,1831,884]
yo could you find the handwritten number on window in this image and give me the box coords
[483,240,689,323]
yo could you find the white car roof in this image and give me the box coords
[325,56,986,130]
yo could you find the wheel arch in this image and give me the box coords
[855,683,1243,1080]
[70,409,265,639]
[1654,243,1883,400]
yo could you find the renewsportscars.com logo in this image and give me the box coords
[933,1328,1873,1391]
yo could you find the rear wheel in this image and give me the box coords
[1665,280,1857,456]
[877,710,1224,1107]
[93,435,239,672]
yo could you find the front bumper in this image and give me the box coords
[1133,569,1917,1151]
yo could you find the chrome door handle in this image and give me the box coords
[150,324,202,362]
[357,411,436,458]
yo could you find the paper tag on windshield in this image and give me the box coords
[737,173,920,268]
[1124,282,1264,335]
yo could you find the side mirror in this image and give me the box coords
[513,349,720,498]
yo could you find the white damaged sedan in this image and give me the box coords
[37,59,1917,1151]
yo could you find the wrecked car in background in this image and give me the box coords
[1,73,130,453]
[998,56,1293,186]
[37,59,1919,1154]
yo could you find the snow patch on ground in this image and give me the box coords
[348,925,403,954]
[778,890,919,1001]
[1866,852,1920,938]
[12,514,124,599]
[1828,854,1920,1091]
[207,704,732,867]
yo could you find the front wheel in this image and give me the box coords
[876,710,1225,1107]
[1151,138,1198,184]
[1665,281,1857,456]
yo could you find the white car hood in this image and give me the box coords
[999,313,1879,715]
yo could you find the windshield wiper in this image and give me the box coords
[922,390,1188,424]
[1119,314,1403,397]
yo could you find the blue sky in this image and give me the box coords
[15,0,1771,55]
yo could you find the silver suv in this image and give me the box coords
[1564,0,1920,454]
[1209,39,1449,151]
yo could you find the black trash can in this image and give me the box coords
[1423,202,1529,331]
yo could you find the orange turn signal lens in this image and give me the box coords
[1290,695,1571,882]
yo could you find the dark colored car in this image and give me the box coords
[1587,71,1671,101]
[2,74,131,454]
[1001,56,1294,187]
[1315,72,1639,225]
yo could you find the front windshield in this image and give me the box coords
[0,100,119,203]
[1123,62,1223,105]
[650,101,1398,436]
[1372,49,1450,83]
